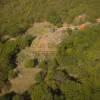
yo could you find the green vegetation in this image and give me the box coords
[8,70,18,79]
[0,0,100,36]
[47,11,63,27]
[24,58,38,68]
[27,24,100,100]
[0,0,100,100]
[12,94,24,100]
[0,34,33,92]
[15,35,33,49]
[56,24,100,99]
[0,23,100,100]
[0,92,30,100]
[30,82,53,100]
[0,41,19,91]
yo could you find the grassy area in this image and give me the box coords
[56,24,100,99]
[0,0,100,36]
[0,34,33,92]
[0,0,100,99]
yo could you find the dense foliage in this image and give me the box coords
[0,0,100,100]
[0,35,33,92]
[0,0,100,36]
[30,25,100,100]
[56,24,100,99]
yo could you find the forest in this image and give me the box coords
[0,0,100,100]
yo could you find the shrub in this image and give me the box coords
[47,12,63,27]
[12,94,24,100]
[16,35,33,49]
[30,82,53,100]
[35,71,46,83]
[8,70,18,79]
[56,24,100,99]
[24,58,38,68]
[1,0,99,35]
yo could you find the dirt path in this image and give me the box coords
[9,22,69,93]
[0,22,69,96]
[30,22,69,56]
[10,67,41,93]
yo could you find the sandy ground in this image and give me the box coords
[10,67,41,93]
[30,22,69,56]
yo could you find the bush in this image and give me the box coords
[0,0,100,35]
[56,24,100,99]
[0,40,19,87]
[30,82,53,100]
[35,71,46,83]
[47,12,63,27]
[12,94,24,100]
[24,58,38,68]
[16,35,33,49]
[0,34,33,90]
[8,70,18,79]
